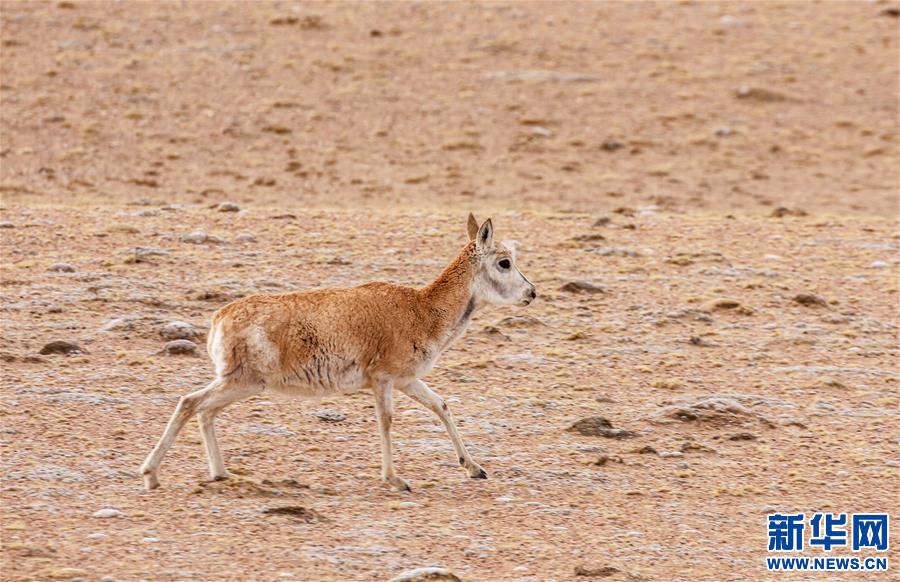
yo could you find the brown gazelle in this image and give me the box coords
[140,214,536,491]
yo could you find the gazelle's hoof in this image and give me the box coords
[385,475,411,492]
[466,462,488,479]
[142,470,160,490]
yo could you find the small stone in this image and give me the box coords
[560,281,606,294]
[39,340,85,355]
[312,410,347,422]
[160,321,200,341]
[87,532,108,539]
[496,315,546,328]
[600,139,624,152]
[714,126,733,137]
[700,297,752,314]
[479,325,511,341]
[727,432,757,441]
[0,221,15,228]
[869,260,889,269]
[101,317,135,332]
[735,86,790,102]
[48,262,75,272]
[770,206,807,218]
[793,293,827,307]
[235,233,257,243]
[45,568,90,579]
[142,537,160,543]
[101,577,116,582]
[593,216,612,227]
[567,417,637,439]
[574,565,627,578]
[689,335,714,347]
[180,231,224,244]
[162,339,198,355]
[389,567,461,582]
[391,501,420,509]
[92,508,123,519]
[218,202,240,212]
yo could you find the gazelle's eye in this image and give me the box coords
[498,258,511,270]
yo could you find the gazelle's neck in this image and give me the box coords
[420,243,478,342]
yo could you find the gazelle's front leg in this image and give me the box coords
[372,380,410,491]
[399,378,486,479]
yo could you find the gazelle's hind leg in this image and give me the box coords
[197,383,261,481]
[139,378,260,490]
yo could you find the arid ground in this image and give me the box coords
[1,2,898,581]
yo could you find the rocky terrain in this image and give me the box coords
[1,2,898,581]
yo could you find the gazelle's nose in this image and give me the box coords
[528,287,537,300]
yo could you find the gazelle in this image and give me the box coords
[140,214,536,491]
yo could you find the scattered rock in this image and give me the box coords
[560,281,606,294]
[161,339,198,355]
[312,410,347,423]
[633,445,658,455]
[714,126,734,137]
[159,321,200,341]
[39,340,85,355]
[180,231,224,244]
[770,206,807,218]
[485,69,600,83]
[593,246,642,257]
[567,417,637,439]
[879,7,900,17]
[496,315,546,328]
[45,568,90,579]
[106,223,140,234]
[572,233,606,242]
[689,335,714,347]
[101,317,137,332]
[194,476,305,498]
[48,262,75,272]
[262,506,325,523]
[600,139,624,152]
[727,432,757,441]
[389,567,461,582]
[0,221,14,228]
[479,325,511,341]
[593,217,612,227]
[574,564,639,579]
[92,508,123,518]
[793,293,827,307]
[218,202,240,212]
[680,440,717,454]
[869,260,889,269]
[700,298,752,314]
[654,396,775,428]
[235,233,257,243]
[735,86,792,102]
[593,454,623,466]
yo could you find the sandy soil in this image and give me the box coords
[1,2,898,581]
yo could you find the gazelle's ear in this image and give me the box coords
[476,218,493,250]
[467,213,479,241]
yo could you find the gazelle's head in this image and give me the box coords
[467,213,536,307]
